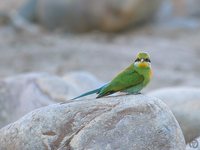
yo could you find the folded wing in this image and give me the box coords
[97,65,144,98]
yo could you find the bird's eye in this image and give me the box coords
[145,58,151,62]
[135,58,140,62]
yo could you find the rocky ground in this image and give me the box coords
[0,0,200,92]
[0,20,200,92]
[0,0,200,149]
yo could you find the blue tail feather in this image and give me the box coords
[60,85,106,104]
[71,88,101,100]
[71,83,109,100]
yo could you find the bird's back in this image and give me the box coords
[97,64,145,98]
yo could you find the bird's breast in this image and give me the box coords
[149,69,153,79]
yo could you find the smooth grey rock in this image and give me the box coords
[0,72,53,128]
[63,71,104,99]
[158,0,200,18]
[149,87,200,143]
[16,0,161,32]
[181,0,200,17]
[0,72,102,128]
[0,11,10,25]
[0,95,185,150]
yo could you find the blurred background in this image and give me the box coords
[1,0,200,144]
[0,0,200,91]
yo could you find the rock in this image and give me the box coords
[0,0,26,13]
[0,11,10,25]
[158,0,200,18]
[186,137,200,150]
[0,72,53,128]
[149,87,200,143]
[0,95,185,150]
[173,0,200,17]
[63,71,104,98]
[187,0,200,17]
[0,72,102,128]
[37,71,103,101]
[16,0,161,32]
[10,13,40,33]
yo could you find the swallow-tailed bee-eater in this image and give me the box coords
[72,52,152,100]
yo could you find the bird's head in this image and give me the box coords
[134,52,151,68]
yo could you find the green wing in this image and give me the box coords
[97,65,144,98]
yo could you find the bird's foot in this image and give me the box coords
[124,92,143,95]
[136,92,142,95]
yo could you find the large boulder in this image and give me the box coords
[0,72,102,128]
[149,87,200,143]
[0,95,185,150]
[15,0,161,32]
[63,71,104,98]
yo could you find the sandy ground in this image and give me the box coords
[0,18,200,93]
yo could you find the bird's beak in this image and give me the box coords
[141,59,144,62]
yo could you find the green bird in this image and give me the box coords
[72,52,152,100]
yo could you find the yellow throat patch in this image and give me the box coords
[138,62,149,68]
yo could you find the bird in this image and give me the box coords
[71,52,152,100]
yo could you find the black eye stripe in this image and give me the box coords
[145,58,151,62]
[135,58,151,62]
[135,58,140,62]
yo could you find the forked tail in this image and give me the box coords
[71,88,101,100]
